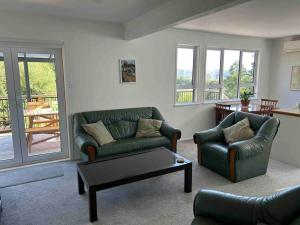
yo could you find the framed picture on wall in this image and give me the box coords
[291,66,300,91]
[119,59,136,83]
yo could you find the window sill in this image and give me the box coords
[203,97,259,105]
[174,102,201,107]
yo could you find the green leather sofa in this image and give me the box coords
[192,186,300,225]
[193,111,280,182]
[73,107,181,161]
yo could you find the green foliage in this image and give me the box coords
[223,61,254,99]
[0,62,8,97]
[0,61,57,97]
[240,89,254,101]
[19,62,57,96]
[176,76,192,86]
[0,60,57,124]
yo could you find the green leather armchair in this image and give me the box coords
[193,112,280,182]
[73,107,181,161]
[192,185,300,225]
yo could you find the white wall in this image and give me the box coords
[271,112,300,167]
[269,38,300,108]
[0,12,272,159]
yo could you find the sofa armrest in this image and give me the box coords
[160,122,181,140]
[193,189,257,225]
[75,132,98,154]
[228,137,266,160]
[193,128,224,145]
[160,122,181,152]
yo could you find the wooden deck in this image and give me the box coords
[0,133,61,161]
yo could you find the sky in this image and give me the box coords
[177,47,255,73]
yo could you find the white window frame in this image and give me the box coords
[175,45,199,106]
[204,47,258,103]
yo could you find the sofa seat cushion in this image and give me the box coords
[202,142,228,161]
[96,136,171,158]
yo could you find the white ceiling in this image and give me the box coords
[0,0,170,23]
[175,0,300,38]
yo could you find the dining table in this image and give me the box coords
[215,103,262,125]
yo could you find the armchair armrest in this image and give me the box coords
[193,189,258,225]
[193,127,224,145]
[160,122,181,152]
[228,137,266,160]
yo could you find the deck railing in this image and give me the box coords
[0,95,58,128]
[176,89,220,103]
[204,91,220,101]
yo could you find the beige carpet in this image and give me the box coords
[1,140,300,225]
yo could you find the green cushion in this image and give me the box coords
[97,136,170,158]
[82,120,115,146]
[136,118,162,137]
[107,120,137,140]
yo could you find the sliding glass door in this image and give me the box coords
[0,48,23,167]
[0,46,68,168]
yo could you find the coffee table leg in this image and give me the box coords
[89,188,98,222]
[78,172,85,195]
[184,164,192,193]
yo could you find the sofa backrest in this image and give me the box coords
[234,111,270,132]
[73,107,164,140]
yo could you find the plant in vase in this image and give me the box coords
[240,90,254,107]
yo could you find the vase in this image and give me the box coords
[241,99,250,107]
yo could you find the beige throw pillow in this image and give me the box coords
[136,118,162,138]
[223,118,255,144]
[82,120,115,146]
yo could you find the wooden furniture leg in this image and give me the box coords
[88,188,98,222]
[171,133,179,153]
[27,133,33,153]
[87,146,97,162]
[184,163,192,193]
[229,149,237,182]
[78,172,85,195]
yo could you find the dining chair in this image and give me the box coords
[259,105,274,116]
[261,99,278,108]
[215,103,231,125]
[260,99,278,116]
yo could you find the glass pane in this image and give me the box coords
[241,52,255,84]
[204,88,220,101]
[0,53,14,161]
[176,89,194,103]
[206,50,221,86]
[223,50,240,99]
[18,52,61,156]
[176,47,194,103]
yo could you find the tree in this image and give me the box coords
[223,61,254,99]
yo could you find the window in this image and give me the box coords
[205,48,257,102]
[175,46,198,104]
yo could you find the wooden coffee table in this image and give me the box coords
[77,147,192,222]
